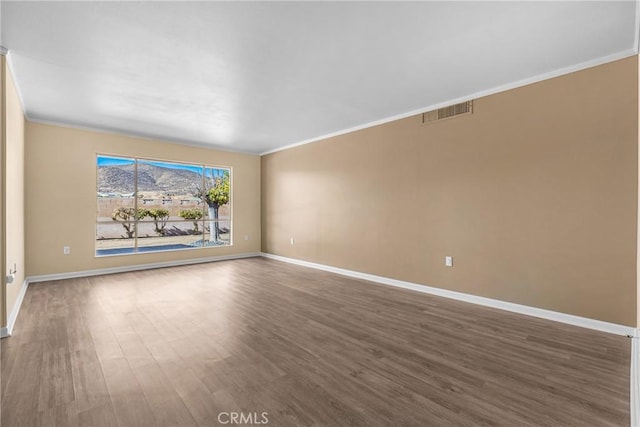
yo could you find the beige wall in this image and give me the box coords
[25,122,260,276]
[262,57,638,326]
[0,55,5,327]
[4,58,25,327]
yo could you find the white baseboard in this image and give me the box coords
[4,278,28,337]
[12,251,637,337]
[4,251,637,423]
[0,252,260,339]
[632,338,639,427]
[260,252,638,337]
[26,252,261,283]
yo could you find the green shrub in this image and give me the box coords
[111,207,148,238]
[180,209,204,234]
[147,208,170,235]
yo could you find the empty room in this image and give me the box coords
[1,1,639,426]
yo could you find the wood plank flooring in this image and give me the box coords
[1,257,631,426]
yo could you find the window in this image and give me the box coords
[96,155,231,256]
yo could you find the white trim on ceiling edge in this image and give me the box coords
[4,51,27,119]
[25,117,258,156]
[260,48,637,156]
[260,252,639,338]
[635,0,640,55]
[4,47,637,157]
[0,252,260,338]
[4,50,253,156]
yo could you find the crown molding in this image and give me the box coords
[260,49,636,156]
[635,0,640,54]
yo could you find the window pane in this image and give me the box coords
[96,223,135,256]
[203,167,230,207]
[96,156,231,256]
[97,155,135,222]
[137,160,203,210]
[204,221,231,246]
[216,204,231,221]
[137,221,205,252]
[203,167,231,246]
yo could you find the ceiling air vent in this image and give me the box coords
[422,100,473,124]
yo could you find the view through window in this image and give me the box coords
[96,155,231,256]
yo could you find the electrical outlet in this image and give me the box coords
[290,237,295,245]
[244,235,249,241]
[63,246,70,255]
[445,256,453,267]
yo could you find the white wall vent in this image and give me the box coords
[422,100,473,124]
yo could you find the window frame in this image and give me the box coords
[95,153,233,257]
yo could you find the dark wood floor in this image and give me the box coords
[1,257,631,426]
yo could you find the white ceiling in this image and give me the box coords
[1,1,638,154]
